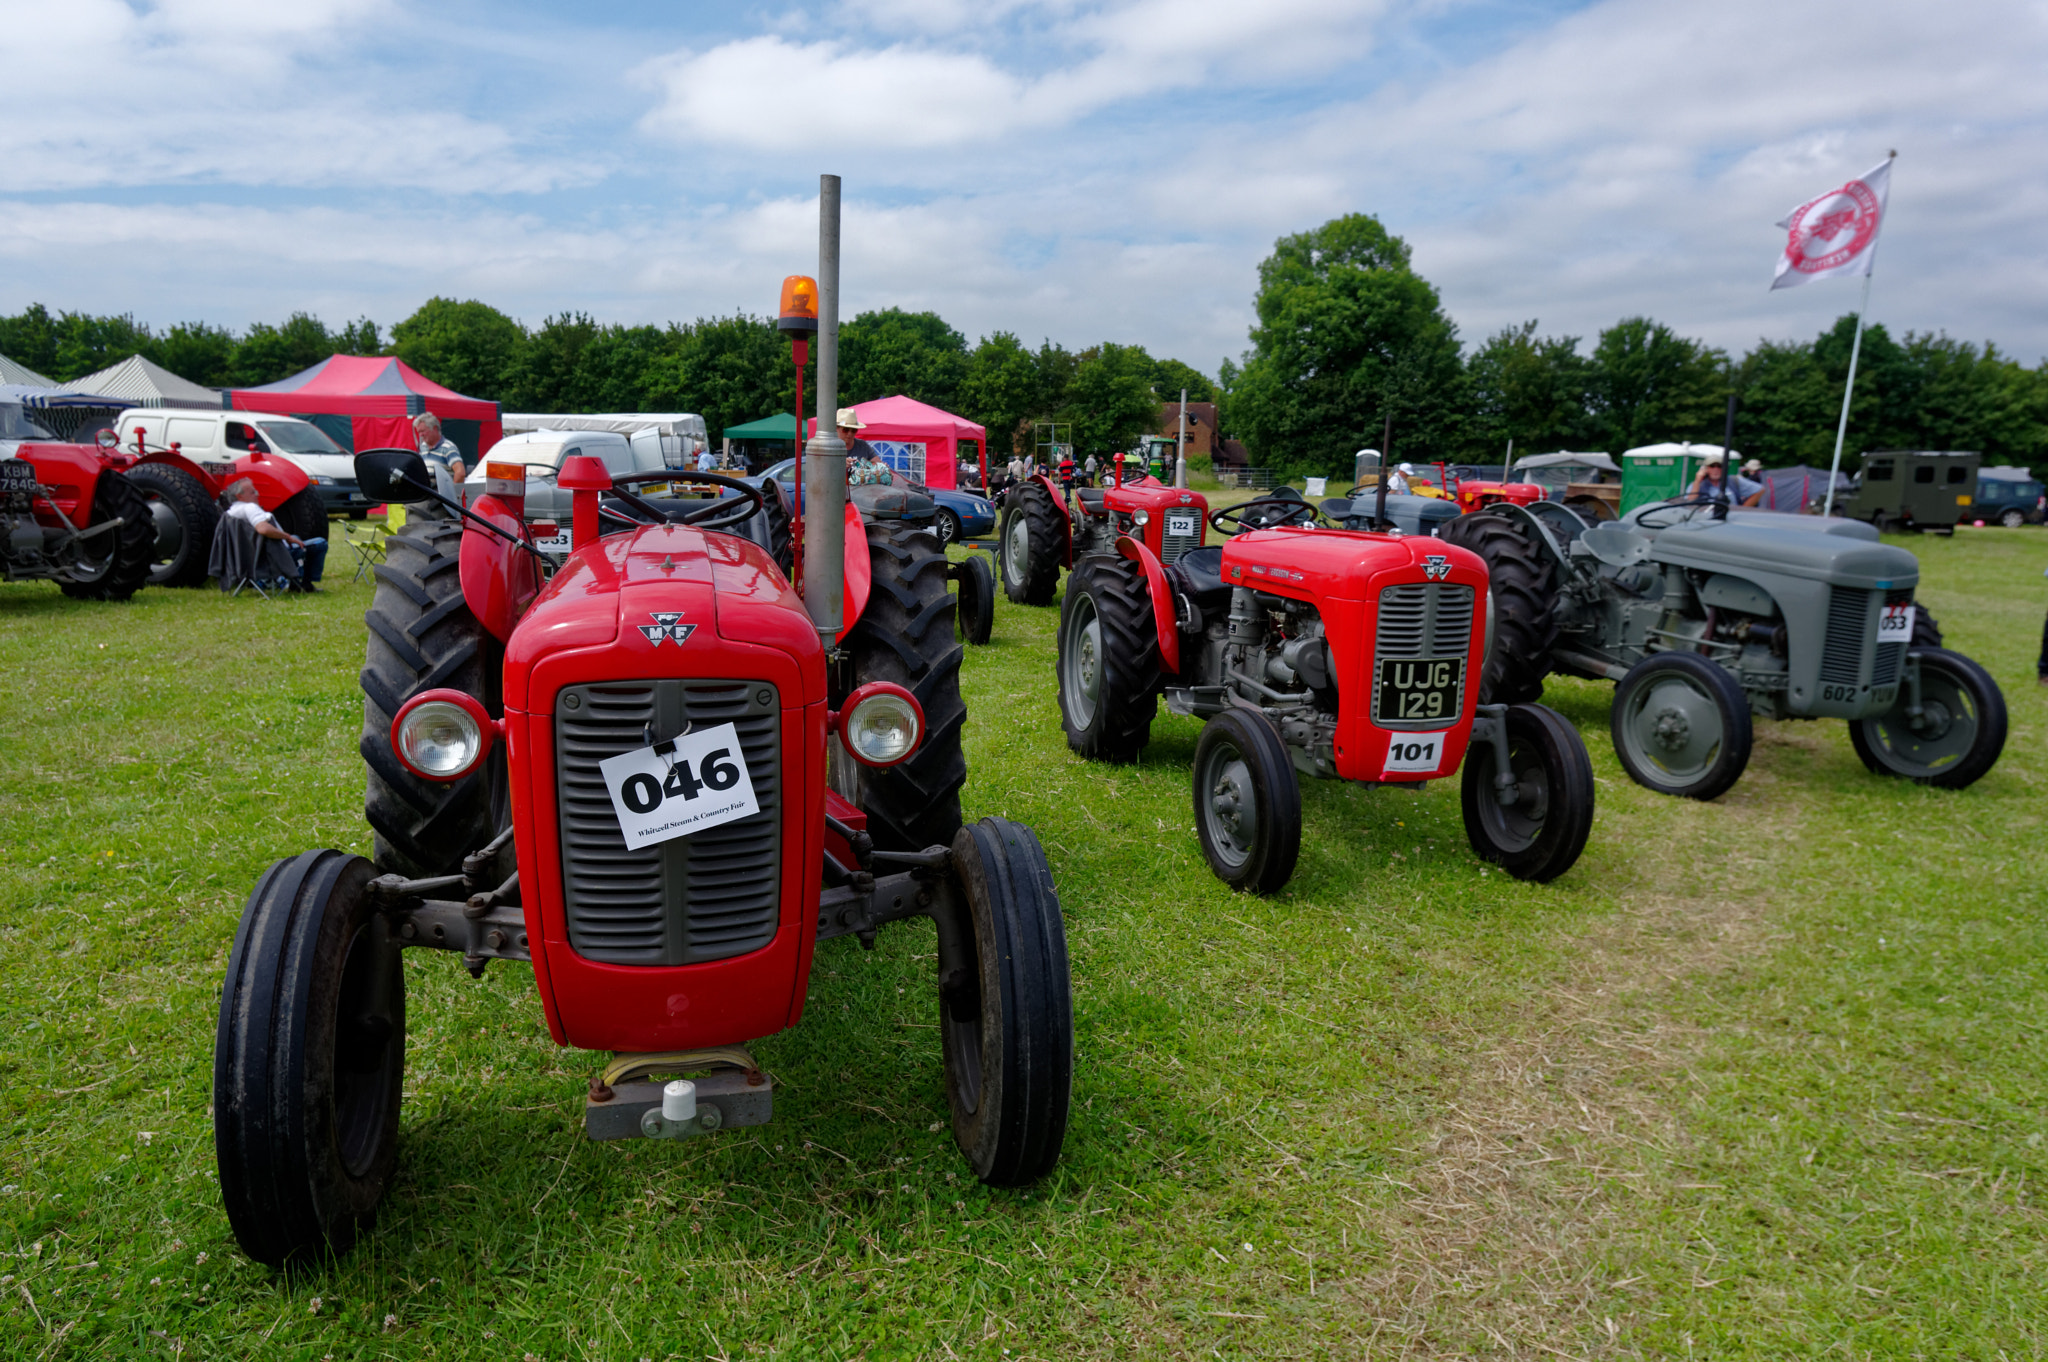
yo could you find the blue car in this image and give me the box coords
[758,458,996,545]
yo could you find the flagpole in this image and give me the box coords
[1822,268,1874,519]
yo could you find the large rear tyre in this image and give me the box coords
[273,486,329,543]
[942,818,1072,1186]
[213,850,404,1269]
[1849,647,2007,789]
[1910,606,1943,649]
[833,522,967,851]
[127,463,219,587]
[361,520,505,877]
[1057,554,1160,762]
[1461,704,1594,882]
[1611,651,1752,800]
[1191,709,1301,894]
[1437,511,1558,703]
[999,480,1064,606]
[57,471,156,601]
[952,553,994,645]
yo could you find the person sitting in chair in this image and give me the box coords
[224,478,324,591]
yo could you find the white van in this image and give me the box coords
[459,430,677,552]
[117,408,367,515]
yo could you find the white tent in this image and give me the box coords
[70,353,222,409]
[0,352,56,387]
[1512,450,1620,475]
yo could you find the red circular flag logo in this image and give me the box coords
[1785,179,1881,274]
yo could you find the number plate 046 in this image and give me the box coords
[599,721,759,849]
[1374,656,1462,726]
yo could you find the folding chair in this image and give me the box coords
[208,515,302,599]
[343,520,391,583]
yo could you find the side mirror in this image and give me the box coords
[95,428,119,451]
[356,448,437,503]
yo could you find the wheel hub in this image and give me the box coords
[1005,515,1029,580]
[1908,699,1954,740]
[1650,706,1691,750]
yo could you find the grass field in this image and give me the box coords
[2,518,2044,1360]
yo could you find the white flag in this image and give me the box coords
[1771,157,1892,291]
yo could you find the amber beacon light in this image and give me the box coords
[778,275,819,334]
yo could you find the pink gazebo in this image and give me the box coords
[809,395,985,490]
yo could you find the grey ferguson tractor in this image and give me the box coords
[1436,498,2008,800]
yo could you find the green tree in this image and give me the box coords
[1150,357,1215,404]
[390,298,526,400]
[645,313,810,442]
[1230,214,1467,479]
[0,303,61,377]
[507,312,601,411]
[1587,317,1728,453]
[231,313,337,386]
[49,311,156,380]
[838,308,969,410]
[1059,343,1159,458]
[960,331,1038,459]
[335,317,382,356]
[158,322,237,387]
[1464,321,1594,459]
[572,324,676,412]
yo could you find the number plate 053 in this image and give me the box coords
[1374,656,1462,726]
[599,722,759,850]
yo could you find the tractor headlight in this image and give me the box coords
[1133,508,1150,526]
[391,691,496,781]
[837,682,923,768]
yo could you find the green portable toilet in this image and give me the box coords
[1620,443,1738,513]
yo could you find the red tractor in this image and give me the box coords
[112,425,322,587]
[999,454,1209,605]
[0,428,158,600]
[1054,495,1596,892]
[211,193,1074,1269]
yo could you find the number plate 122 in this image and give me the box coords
[599,722,759,850]
[1374,656,1462,724]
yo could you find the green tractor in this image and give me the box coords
[1439,498,2008,799]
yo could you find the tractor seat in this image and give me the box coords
[1074,486,1106,511]
[848,483,935,523]
[1165,543,1231,622]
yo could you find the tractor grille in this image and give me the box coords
[1872,587,1914,688]
[1160,527,1202,564]
[1820,588,1871,687]
[1375,583,1476,659]
[555,679,782,966]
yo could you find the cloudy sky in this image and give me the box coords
[5,0,2046,371]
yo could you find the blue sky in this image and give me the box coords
[5,0,2046,371]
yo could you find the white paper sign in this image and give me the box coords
[531,527,572,553]
[599,722,759,850]
[1306,477,1328,496]
[1382,732,1447,775]
[1166,512,1198,538]
[1877,602,1915,644]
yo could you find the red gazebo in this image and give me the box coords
[226,356,503,464]
[808,395,985,490]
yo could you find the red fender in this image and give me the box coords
[460,492,542,643]
[838,500,871,642]
[230,449,311,509]
[12,442,109,528]
[1115,534,1181,676]
[131,449,224,495]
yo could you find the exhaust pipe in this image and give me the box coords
[802,173,847,649]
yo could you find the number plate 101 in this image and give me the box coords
[1373,656,1462,725]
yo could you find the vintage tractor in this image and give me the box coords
[0,433,157,600]
[213,186,1074,1269]
[1053,495,1595,893]
[999,456,1209,606]
[115,425,322,587]
[1443,498,2007,799]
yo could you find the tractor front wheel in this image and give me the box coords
[1611,651,1752,800]
[127,463,219,587]
[214,850,405,1269]
[1849,647,2007,789]
[57,470,156,601]
[941,818,1072,1186]
[1460,703,1594,882]
[999,480,1064,605]
[1191,709,1301,893]
[951,553,994,645]
[1058,554,1160,762]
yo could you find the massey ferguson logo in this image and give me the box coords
[638,611,697,646]
[1422,554,1452,581]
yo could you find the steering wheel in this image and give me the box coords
[610,470,765,532]
[1631,497,1723,531]
[1210,496,1319,535]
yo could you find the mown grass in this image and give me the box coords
[0,520,2042,1359]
